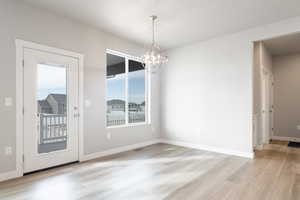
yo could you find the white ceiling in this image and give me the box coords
[21,0,300,49]
[263,33,300,56]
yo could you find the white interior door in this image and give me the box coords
[270,74,274,138]
[261,67,271,144]
[23,48,79,173]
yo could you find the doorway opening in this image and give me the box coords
[253,32,300,151]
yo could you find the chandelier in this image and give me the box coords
[141,15,168,71]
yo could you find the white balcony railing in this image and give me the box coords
[39,114,67,144]
[106,111,145,126]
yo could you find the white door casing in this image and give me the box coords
[16,39,84,175]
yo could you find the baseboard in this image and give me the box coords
[254,144,264,150]
[271,136,300,142]
[160,139,254,159]
[0,170,21,183]
[0,138,254,182]
[0,140,161,182]
[80,139,161,162]
[81,138,254,161]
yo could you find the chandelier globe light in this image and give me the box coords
[141,15,168,71]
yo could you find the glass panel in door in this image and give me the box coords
[37,64,68,153]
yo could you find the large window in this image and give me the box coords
[106,50,148,127]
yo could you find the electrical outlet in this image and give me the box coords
[107,132,111,140]
[4,146,12,155]
[4,97,13,107]
[297,125,300,131]
[152,126,156,132]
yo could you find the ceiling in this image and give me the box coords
[21,0,300,49]
[263,33,300,56]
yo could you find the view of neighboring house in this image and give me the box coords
[107,99,125,112]
[107,99,145,113]
[38,93,67,114]
[129,101,145,112]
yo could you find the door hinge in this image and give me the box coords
[22,154,25,163]
[22,107,25,115]
[22,60,24,67]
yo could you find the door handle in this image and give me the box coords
[74,106,79,118]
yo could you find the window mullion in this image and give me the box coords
[125,57,129,125]
[146,65,150,124]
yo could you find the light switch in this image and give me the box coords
[107,132,111,140]
[85,100,91,108]
[4,97,13,107]
[5,146,12,155]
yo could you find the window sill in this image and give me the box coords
[106,122,150,129]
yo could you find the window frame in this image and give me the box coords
[106,49,150,128]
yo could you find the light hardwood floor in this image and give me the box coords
[0,141,299,200]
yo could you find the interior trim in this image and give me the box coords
[15,39,85,178]
[160,139,255,159]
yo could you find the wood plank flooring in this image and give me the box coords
[0,141,299,200]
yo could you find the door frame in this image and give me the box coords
[16,39,84,176]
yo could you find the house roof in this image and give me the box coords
[49,94,66,104]
[107,99,125,105]
[38,100,52,111]
[107,100,145,106]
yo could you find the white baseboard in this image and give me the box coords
[77,138,255,162]
[0,170,21,183]
[0,140,161,183]
[0,138,254,183]
[80,139,161,162]
[160,139,254,159]
[271,136,300,142]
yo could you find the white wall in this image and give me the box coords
[161,16,300,157]
[273,53,300,139]
[0,0,160,174]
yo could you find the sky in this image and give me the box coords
[37,64,66,100]
[107,70,145,104]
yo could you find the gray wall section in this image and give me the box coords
[261,42,273,72]
[0,0,160,174]
[273,54,300,138]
